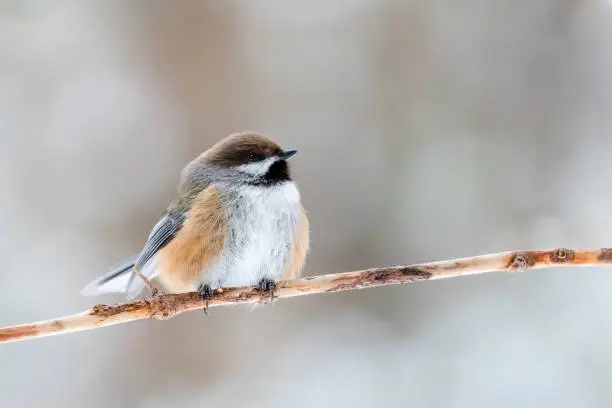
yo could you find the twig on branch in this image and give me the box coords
[1,247,611,345]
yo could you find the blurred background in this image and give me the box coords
[2,0,612,406]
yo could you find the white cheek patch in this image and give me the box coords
[236,157,277,176]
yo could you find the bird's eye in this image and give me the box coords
[248,152,264,162]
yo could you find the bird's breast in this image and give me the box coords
[214,182,303,286]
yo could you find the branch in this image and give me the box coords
[1,247,611,344]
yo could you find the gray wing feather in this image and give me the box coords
[81,170,211,299]
[127,171,211,292]
[125,211,185,292]
[135,213,184,271]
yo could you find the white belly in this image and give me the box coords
[202,182,302,288]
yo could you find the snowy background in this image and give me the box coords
[2,1,612,406]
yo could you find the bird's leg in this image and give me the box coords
[257,278,277,303]
[198,283,214,314]
[133,266,159,297]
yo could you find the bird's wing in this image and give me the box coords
[282,206,310,281]
[124,211,185,296]
[155,186,229,292]
[81,213,185,299]
[134,212,185,272]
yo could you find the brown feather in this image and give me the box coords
[157,186,228,293]
[200,131,284,168]
[282,207,310,281]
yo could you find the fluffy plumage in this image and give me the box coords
[81,131,310,300]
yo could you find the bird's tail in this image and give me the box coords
[80,255,157,300]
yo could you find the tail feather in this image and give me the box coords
[81,255,158,300]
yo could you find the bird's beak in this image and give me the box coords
[279,149,297,160]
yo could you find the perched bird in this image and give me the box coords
[81,131,310,310]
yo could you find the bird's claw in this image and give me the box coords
[151,287,164,298]
[257,278,277,303]
[198,283,214,315]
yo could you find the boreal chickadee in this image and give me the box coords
[81,131,310,310]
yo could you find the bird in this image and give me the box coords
[81,131,310,311]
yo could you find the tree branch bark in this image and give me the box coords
[1,247,611,344]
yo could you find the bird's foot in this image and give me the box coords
[257,278,277,303]
[151,287,165,298]
[198,283,214,314]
